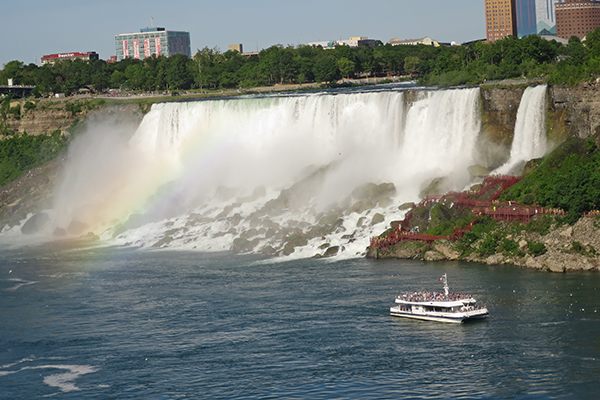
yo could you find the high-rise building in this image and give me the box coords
[535,0,561,35]
[115,27,191,61]
[485,0,518,42]
[556,0,600,39]
[516,0,538,36]
[486,0,563,40]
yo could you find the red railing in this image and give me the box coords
[370,175,547,251]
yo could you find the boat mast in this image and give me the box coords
[442,273,449,296]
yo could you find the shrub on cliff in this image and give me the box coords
[455,216,497,257]
[500,238,525,257]
[525,215,554,236]
[0,130,66,185]
[501,138,600,224]
[528,242,547,256]
[426,203,475,236]
[478,233,501,257]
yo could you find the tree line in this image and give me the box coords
[3,30,600,94]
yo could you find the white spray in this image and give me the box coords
[43,87,485,256]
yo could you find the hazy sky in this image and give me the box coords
[2,0,486,67]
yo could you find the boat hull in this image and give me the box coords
[390,307,488,324]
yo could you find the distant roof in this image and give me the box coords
[41,52,96,60]
[539,35,568,45]
[140,27,165,32]
[388,37,438,46]
[115,28,189,37]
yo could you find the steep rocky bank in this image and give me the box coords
[3,97,145,137]
[549,82,600,139]
[479,81,600,146]
[368,213,600,273]
[0,99,144,228]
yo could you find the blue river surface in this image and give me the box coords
[1,244,599,399]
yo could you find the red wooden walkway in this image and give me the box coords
[370,175,570,251]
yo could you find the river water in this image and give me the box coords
[1,245,599,399]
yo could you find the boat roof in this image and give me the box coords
[395,299,471,307]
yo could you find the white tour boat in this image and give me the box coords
[390,274,489,323]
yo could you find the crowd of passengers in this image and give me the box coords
[397,291,474,303]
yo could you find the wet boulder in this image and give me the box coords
[420,177,450,198]
[152,236,173,248]
[282,233,309,255]
[260,245,277,256]
[409,206,429,232]
[67,220,88,235]
[232,238,260,253]
[398,202,415,211]
[467,164,490,178]
[352,182,396,203]
[323,246,340,257]
[371,213,385,226]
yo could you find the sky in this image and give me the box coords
[1,0,486,67]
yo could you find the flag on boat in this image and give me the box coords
[439,276,444,281]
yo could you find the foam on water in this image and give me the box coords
[0,359,97,393]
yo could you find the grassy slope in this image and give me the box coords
[500,137,600,224]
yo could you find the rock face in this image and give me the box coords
[369,240,428,259]
[371,216,600,273]
[480,86,525,145]
[433,240,460,260]
[549,82,600,140]
[4,98,144,137]
[0,101,145,230]
[9,107,74,137]
[479,81,600,145]
[0,158,59,229]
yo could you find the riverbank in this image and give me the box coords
[366,138,600,273]
[368,215,600,273]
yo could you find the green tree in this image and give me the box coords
[0,60,25,85]
[109,70,126,88]
[124,64,145,90]
[238,55,266,87]
[337,57,356,78]
[404,56,421,75]
[585,28,600,58]
[166,54,194,89]
[294,56,315,83]
[193,46,224,90]
[313,56,338,83]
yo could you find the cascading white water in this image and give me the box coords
[398,88,481,195]
[494,84,548,175]
[45,87,484,257]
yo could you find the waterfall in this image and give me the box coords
[41,87,484,257]
[494,84,548,175]
[399,88,481,193]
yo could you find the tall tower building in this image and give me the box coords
[556,0,600,39]
[115,27,191,61]
[535,0,561,35]
[485,0,518,42]
[516,0,538,37]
